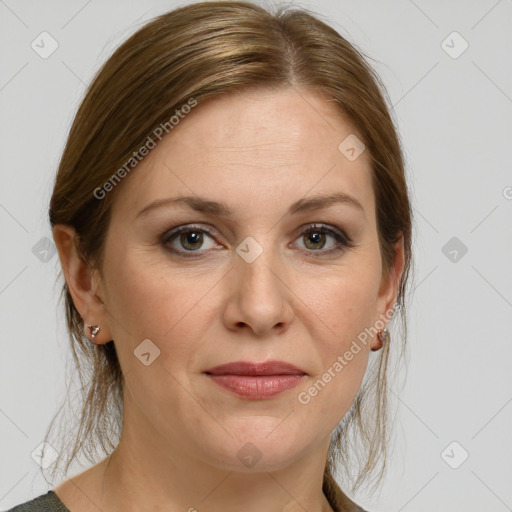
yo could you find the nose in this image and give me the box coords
[222,246,294,337]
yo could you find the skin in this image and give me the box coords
[53,86,404,512]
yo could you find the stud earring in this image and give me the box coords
[372,328,390,352]
[86,324,100,342]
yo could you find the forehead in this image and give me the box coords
[111,87,375,222]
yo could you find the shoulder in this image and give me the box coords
[323,470,372,512]
[5,491,70,512]
[347,503,371,512]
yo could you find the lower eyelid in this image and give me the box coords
[294,229,353,253]
[162,224,353,255]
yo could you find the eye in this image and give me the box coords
[162,225,221,257]
[292,224,353,256]
[162,223,353,259]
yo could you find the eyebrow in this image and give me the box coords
[136,192,366,219]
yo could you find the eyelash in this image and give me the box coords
[161,223,354,259]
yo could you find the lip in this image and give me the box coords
[204,360,306,400]
[205,360,306,376]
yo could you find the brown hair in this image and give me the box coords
[46,0,413,499]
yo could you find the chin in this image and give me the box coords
[198,425,314,473]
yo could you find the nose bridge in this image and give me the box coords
[226,234,293,334]
[236,235,282,299]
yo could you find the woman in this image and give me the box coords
[8,1,412,511]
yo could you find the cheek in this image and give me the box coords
[296,262,381,349]
[293,261,380,414]
[100,252,219,431]
[102,249,222,362]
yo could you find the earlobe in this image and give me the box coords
[52,224,112,344]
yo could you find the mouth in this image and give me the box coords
[204,360,306,400]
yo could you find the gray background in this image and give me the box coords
[1,0,511,511]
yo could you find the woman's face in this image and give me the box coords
[95,86,400,472]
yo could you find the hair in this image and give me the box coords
[45,0,413,500]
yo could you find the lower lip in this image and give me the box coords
[206,374,305,399]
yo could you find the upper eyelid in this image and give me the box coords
[163,222,346,237]
[163,223,351,248]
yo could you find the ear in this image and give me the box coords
[370,234,405,350]
[52,224,113,344]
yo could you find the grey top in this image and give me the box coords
[5,491,70,512]
[5,489,369,511]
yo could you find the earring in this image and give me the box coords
[86,324,100,342]
[372,328,389,352]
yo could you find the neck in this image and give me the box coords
[97,395,335,512]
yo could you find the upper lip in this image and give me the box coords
[204,360,306,376]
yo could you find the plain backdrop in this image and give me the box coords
[1,1,511,511]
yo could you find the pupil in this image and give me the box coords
[306,231,324,249]
[182,231,202,249]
